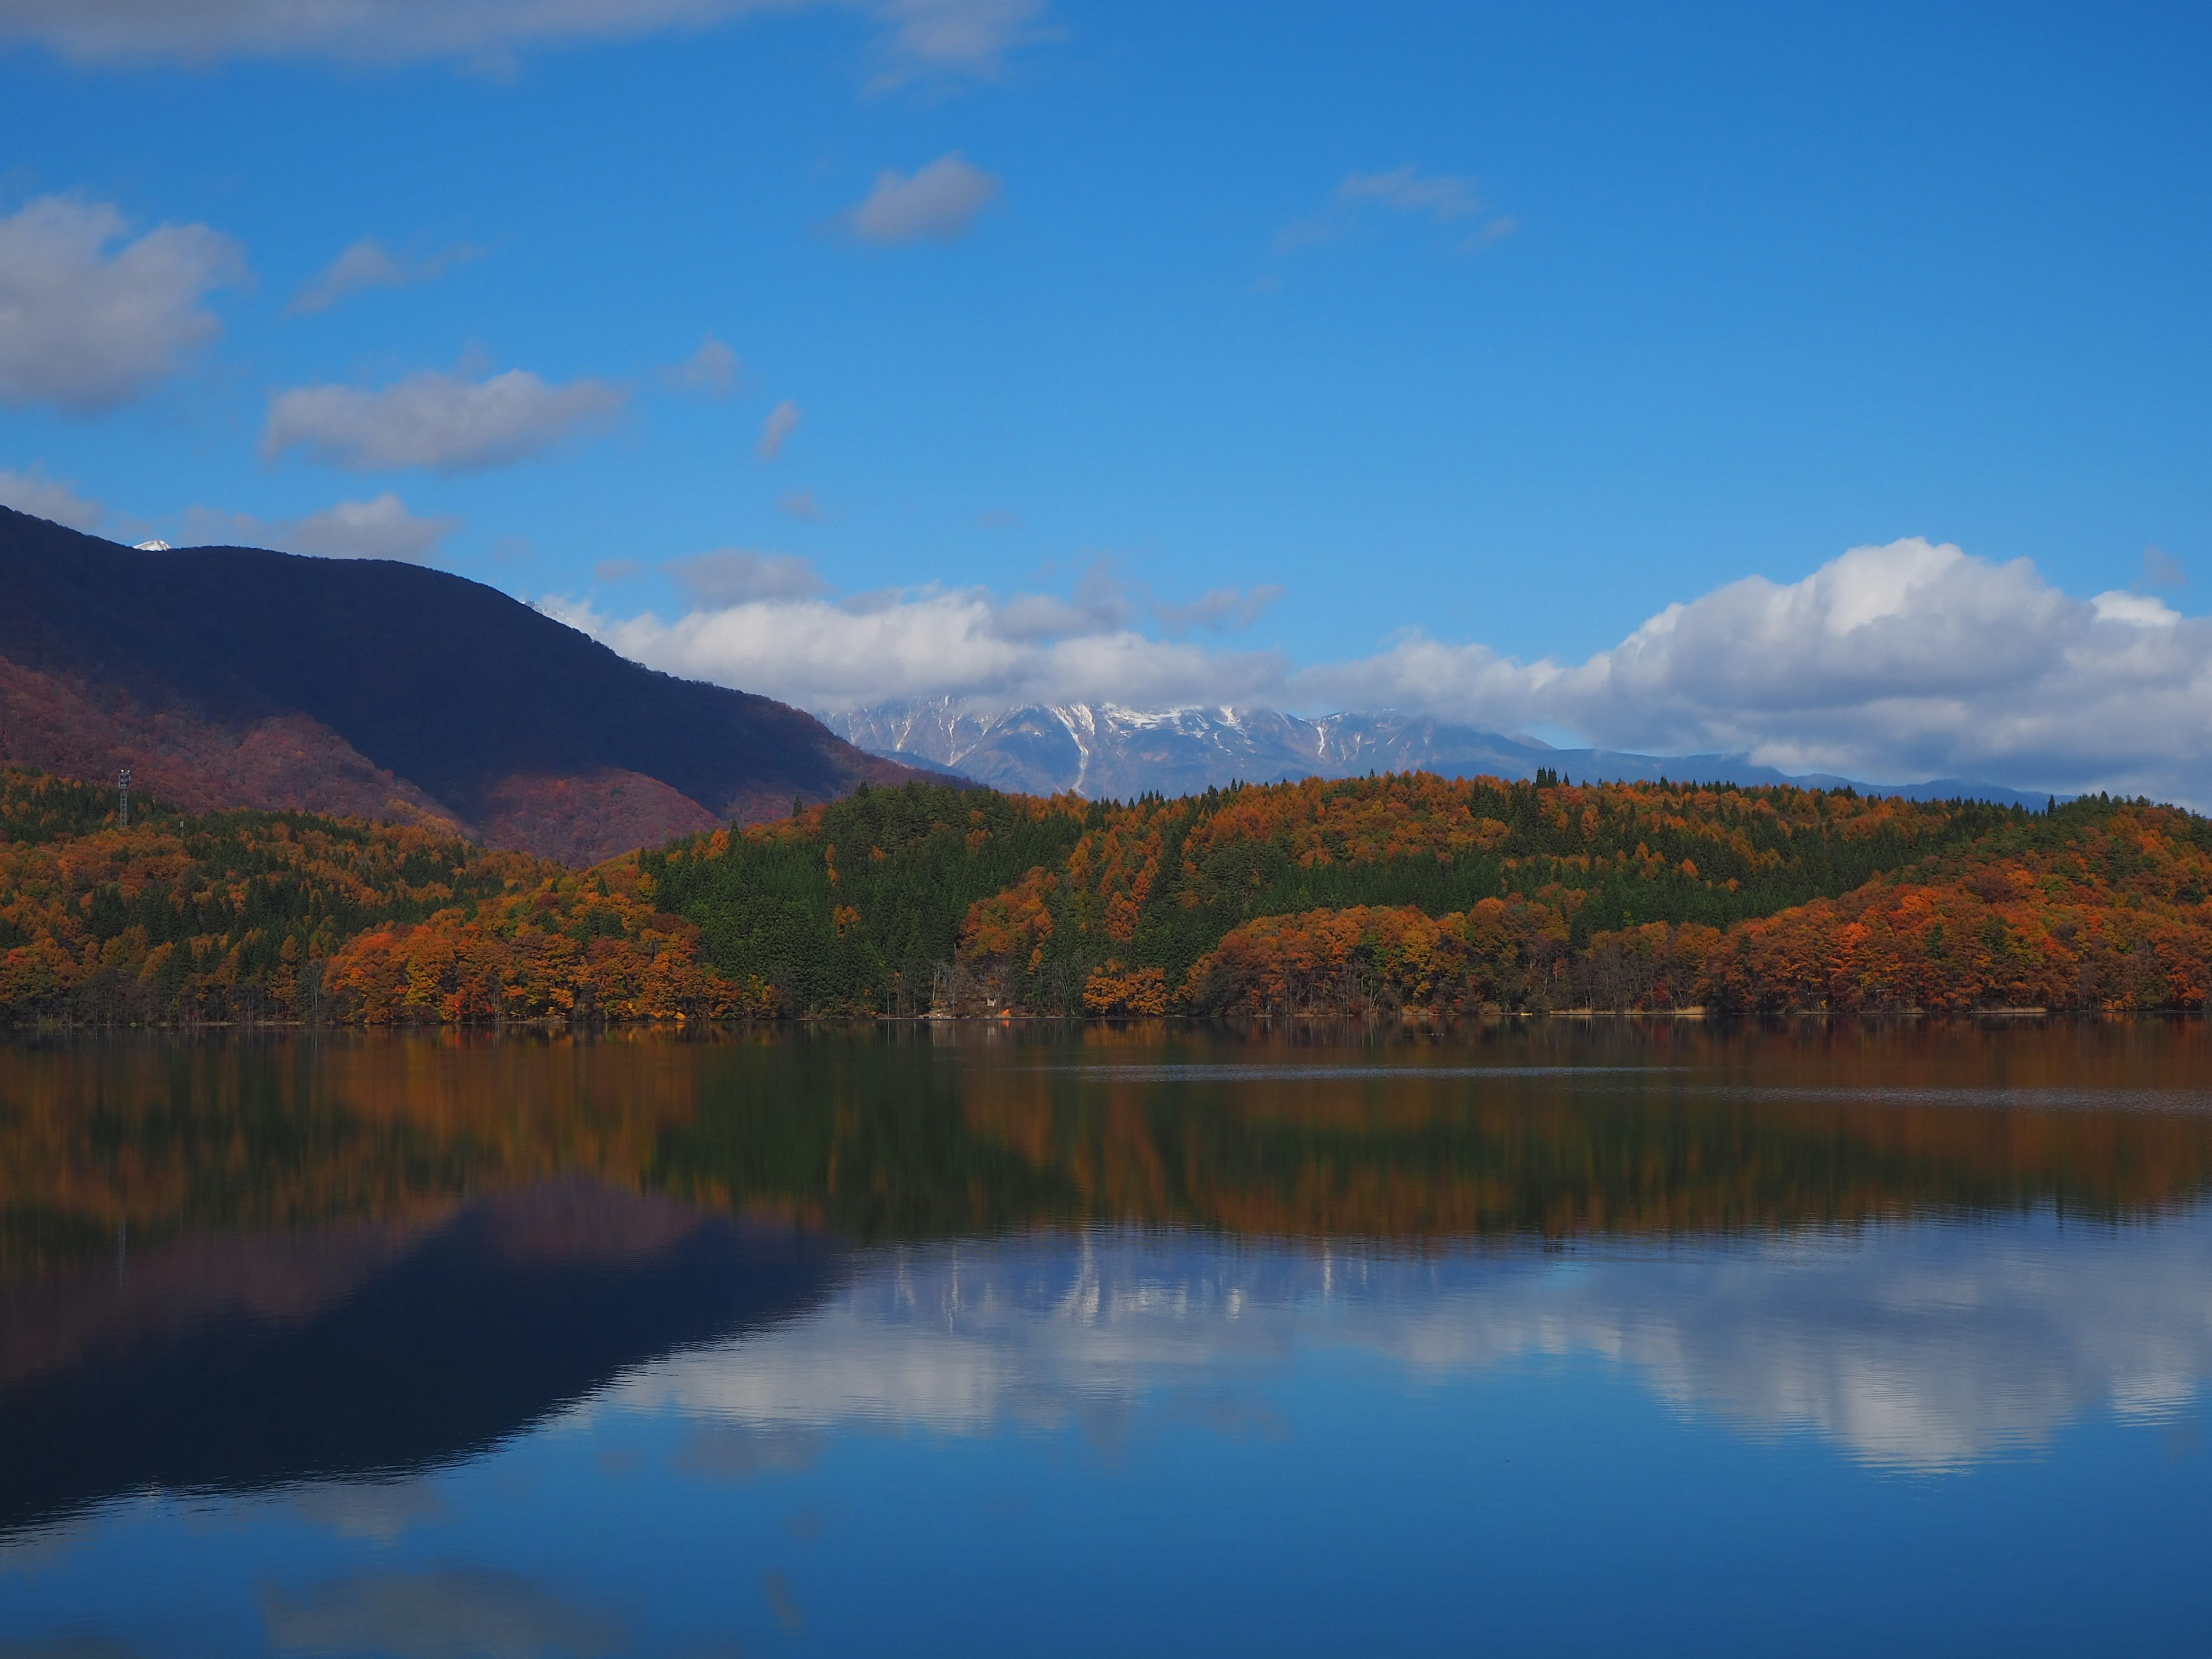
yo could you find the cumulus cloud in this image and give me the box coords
[263,368,626,472]
[182,491,458,561]
[1278,165,1513,253]
[542,559,1290,715]
[1305,537,2212,801]
[756,399,802,460]
[554,584,1287,715]
[0,0,1043,81]
[848,153,1002,244]
[551,537,2212,805]
[0,196,247,413]
[662,334,739,397]
[0,463,103,529]
[287,236,478,315]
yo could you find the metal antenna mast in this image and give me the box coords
[118,767,131,828]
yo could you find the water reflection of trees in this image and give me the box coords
[3,1021,2210,1271]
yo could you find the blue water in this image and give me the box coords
[2,1026,2209,1656]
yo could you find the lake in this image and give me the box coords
[2,1020,2209,1657]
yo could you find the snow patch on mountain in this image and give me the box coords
[823,698,2054,807]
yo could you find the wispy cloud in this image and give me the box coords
[756,399,802,460]
[1277,165,1514,253]
[181,491,459,561]
[263,367,626,472]
[848,153,1002,244]
[551,539,2212,806]
[665,547,828,604]
[0,461,103,529]
[0,0,1047,84]
[778,489,827,521]
[662,334,740,397]
[262,1566,622,1658]
[866,0,1044,88]
[0,195,247,413]
[1153,584,1285,637]
[287,236,479,316]
[2140,545,2187,592]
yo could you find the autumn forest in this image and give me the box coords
[2,764,2209,1025]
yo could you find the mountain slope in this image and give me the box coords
[0,507,918,861]
[828,697,2049,807]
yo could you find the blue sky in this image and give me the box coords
[1,2,2209,794]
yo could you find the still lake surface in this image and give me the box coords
[2,1021,2210,1656]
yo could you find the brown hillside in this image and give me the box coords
[0,506,923,861]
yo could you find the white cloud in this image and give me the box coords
[183,491,459,561]
[778,488,827,521]
[287,236,478,315]
[551,537,2212,805]
[756,399,802,460]
[848,153,1001,244]
[1306,537,2212,801]
[0,462,103,529]
[542,564,1289,715]
[263,368,626,472]
[1278,165,1514,253]
[662,334,738,397]
[0,0,1042,80]
[0,196,247,413]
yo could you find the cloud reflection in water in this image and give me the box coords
[599,1213,2212,1473]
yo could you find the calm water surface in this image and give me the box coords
[2,1021,2210,1656]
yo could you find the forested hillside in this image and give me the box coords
[649,772,2211,1016]
[0,768,740,1024]
[3,764,2209,1022]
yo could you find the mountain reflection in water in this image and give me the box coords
[2,1023,2210,1658]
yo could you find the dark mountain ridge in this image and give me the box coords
[0,507,917,862]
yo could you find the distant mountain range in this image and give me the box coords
[0,508,919,863]
[827,698,2055,807]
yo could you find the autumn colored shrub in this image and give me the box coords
[1082,963,1170,1015]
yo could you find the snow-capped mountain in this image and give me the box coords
[823,698,2051,805]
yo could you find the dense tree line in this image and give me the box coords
[638,782,1092,1016]
[640,774,2074,1016]
[0,766,730,1024]
[5,764,2210,1022]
